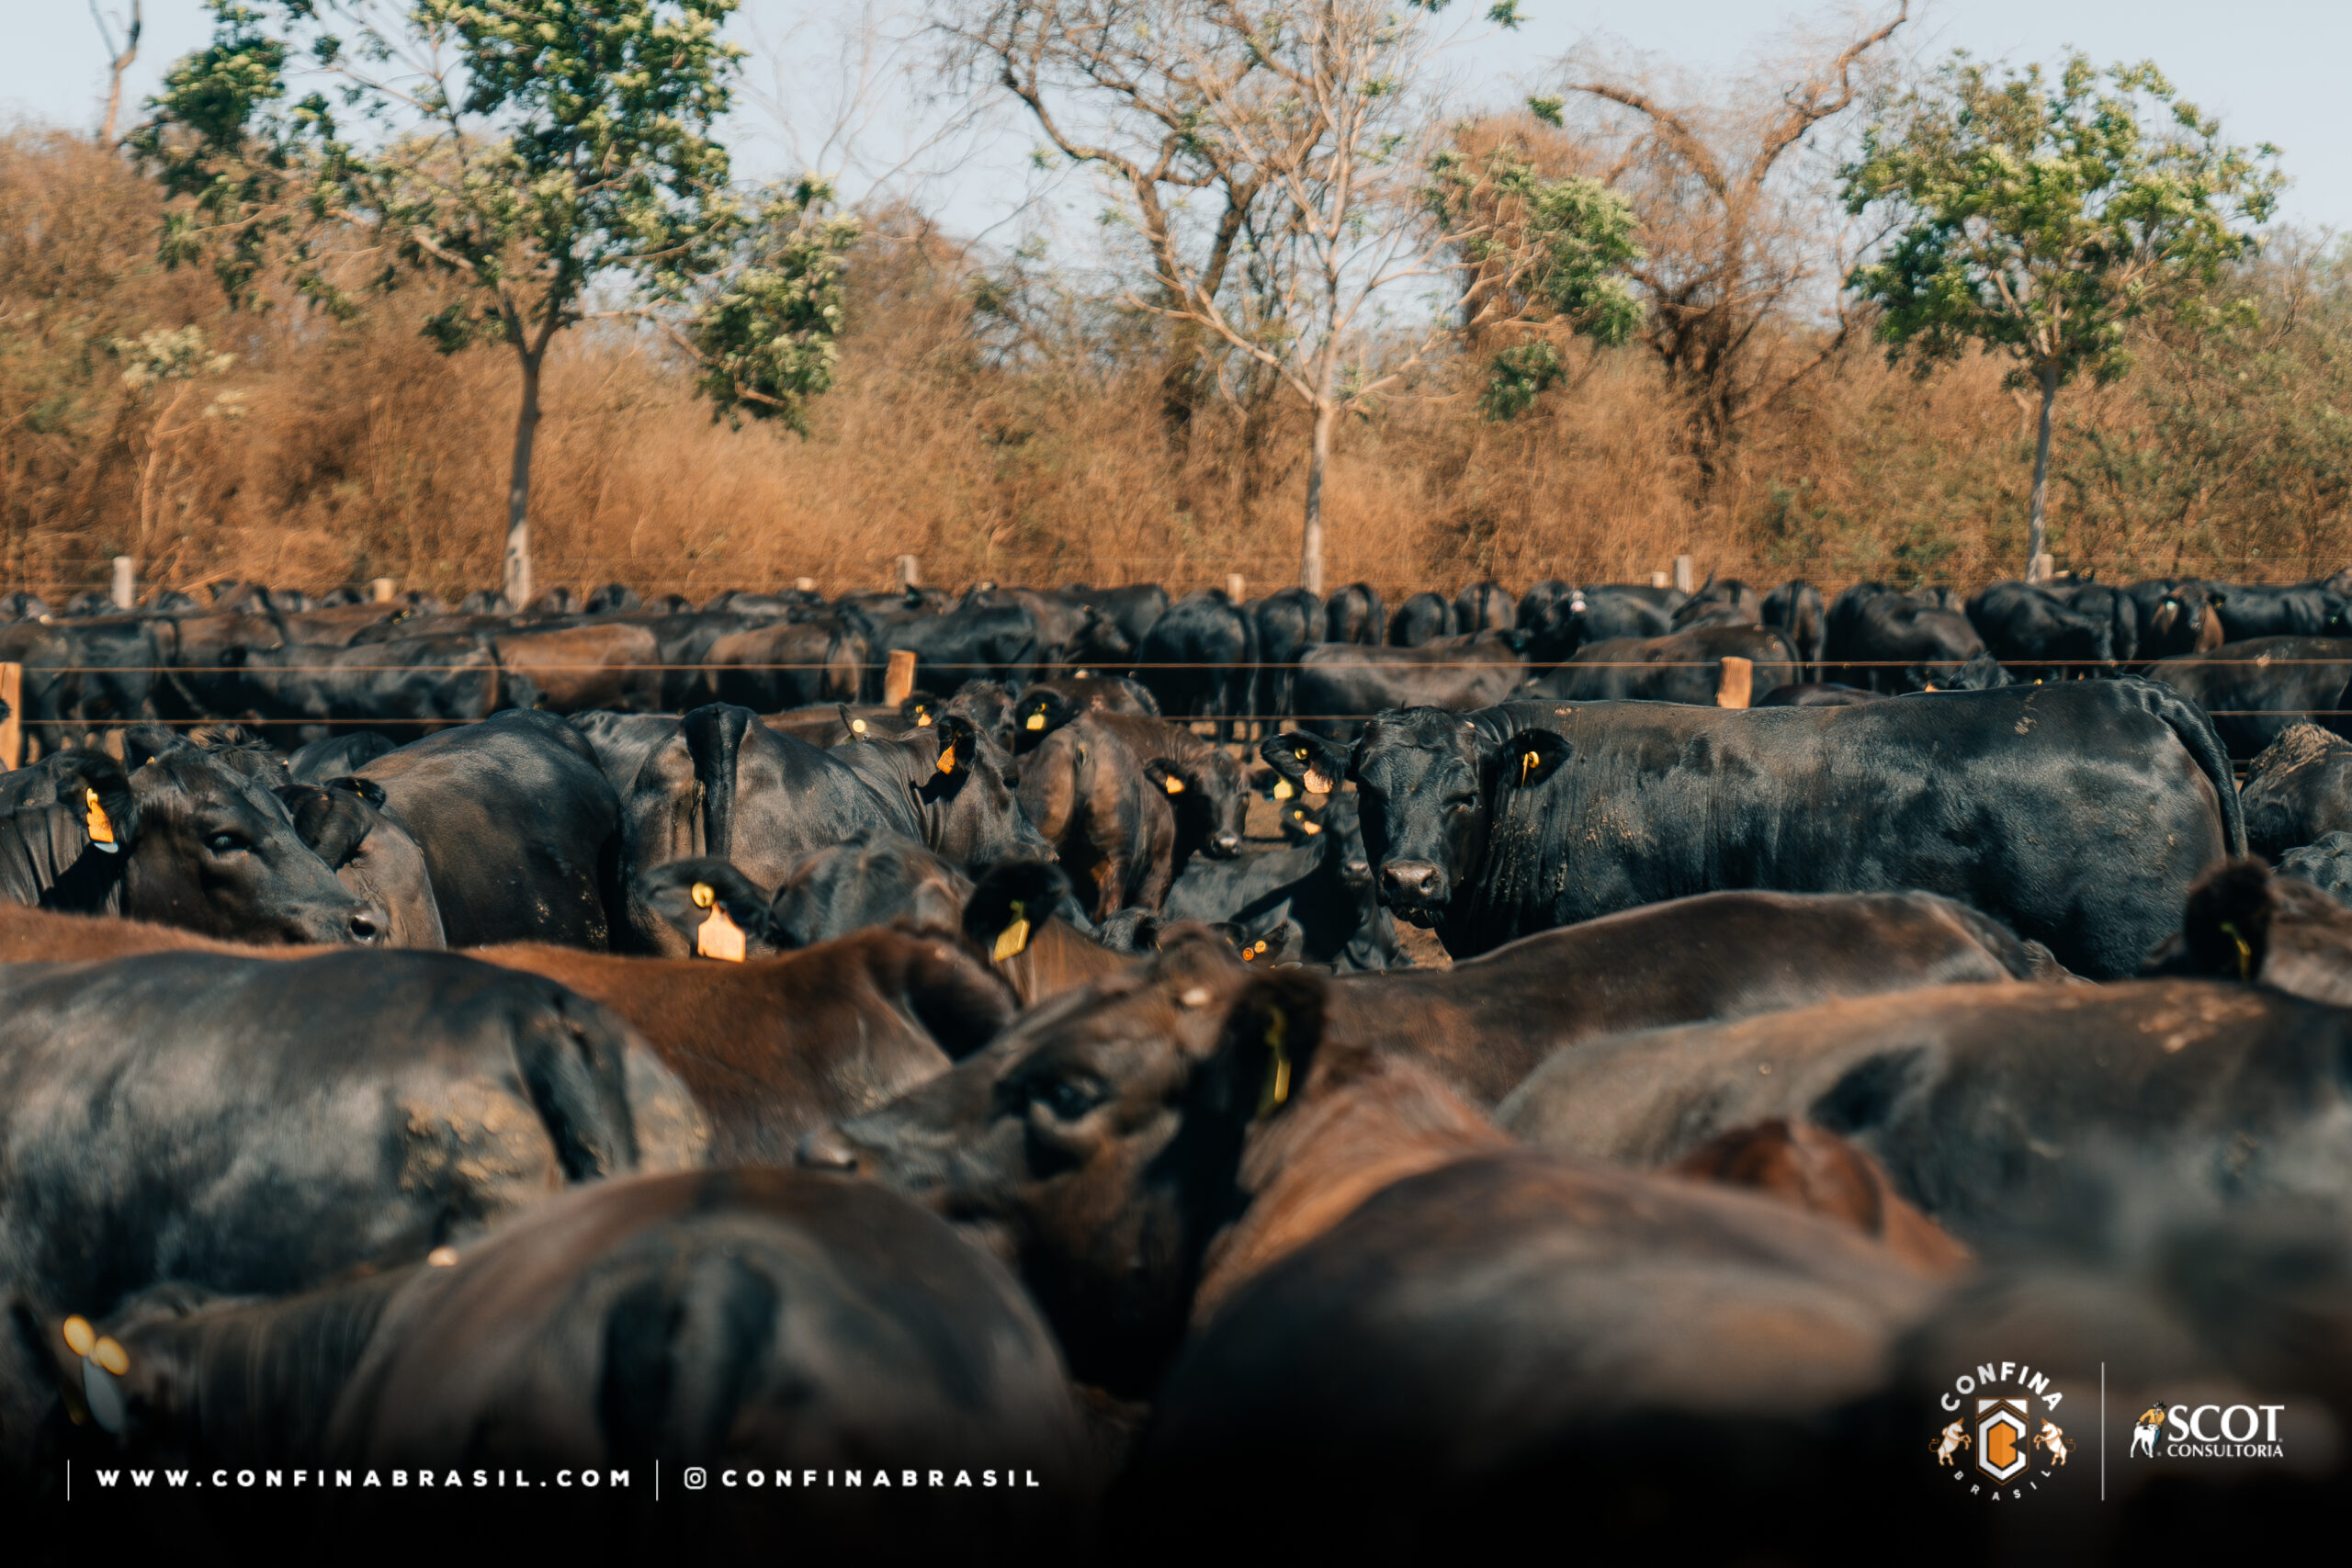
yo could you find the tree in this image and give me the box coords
[951,0,1638,593]
[1555,3,1907,495]
[1842,51,2282,579]
[135,0,847,603]
[91,0,144,145]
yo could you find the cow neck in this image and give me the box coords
[1192,1044,1508,1325]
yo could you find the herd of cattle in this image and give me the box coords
[8,568,2352,1556]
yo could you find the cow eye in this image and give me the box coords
[1033,1077,1102,1122]
[206,831,249,854]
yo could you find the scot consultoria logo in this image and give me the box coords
[1930,1361,2069,1501]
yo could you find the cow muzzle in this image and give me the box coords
[1210,830,1243,859]
[1379,859,1449,922]
[797,1126,862,1173]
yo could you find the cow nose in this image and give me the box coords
[797,1126,861,1173]
[1381,860,1443,902]
[346,909,382,944]
[1213,831,1242,857]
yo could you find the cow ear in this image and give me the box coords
[1217,966,1328,1122]
[1141,758,1190,797]
[835,702,869,739]
[1499,729,1571,790]
[1258,731,1347,795]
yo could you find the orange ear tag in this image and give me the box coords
[696,906,747,962]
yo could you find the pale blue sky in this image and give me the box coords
[8,1,2346,241]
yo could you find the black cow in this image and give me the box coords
[1562,583,1682,643]
[1076,712,1246,869]
[2239,723,2352,859]
[1064,581,1170,671]
[1250,587,1322,719]
[1823,585,1990,692]
[0,948,704,1469]
[2142,637,2352,759]
[1496,976,2352,1254]
[616,705,926,953]
[286,729,399,782]
[1161,793,1402,971]
[1262,681,2241,976]
[277,775,446,948]
[1760,581,1826,678]
[1754,682,1886,707]
[769,834,970,947]
[6,736,385,944]
[628,855,786,957]
[358,709,621,948]
[2211,577,2352,642]
[1386,592,1455,648]
[65,1170,1089,1552]
[2063,581,2140,665]
[1531,626,1797,705]
[698,614,866,712]
[1453,581,1515,633]
[860,596,1042,698]
[1322,582,1385,647]
[2280,832,2352,907]
[1667,577,1760,630]
[0,615,166,756]
[2127,579,2228,660]
[1965,581,2113,676]
[831,710,1053,873]
[1012,677,1162,749]
[232,633,532,742]
[1289,631,1530,742]
[1017,716,1176,920]
[1136,590,1255,737]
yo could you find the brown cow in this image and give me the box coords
[1017,716,1176,920]
[1668,1119,1972,1276]
[492,623,662,714]
[470,930,1017,1163]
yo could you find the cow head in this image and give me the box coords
[1017,686,1080,748]
[1143,745,1246,861]
[1261,710,1499,927]
[116,733,385,944]
[922,712,1056,872]
[1068,604,1136,667]
[807,932,1324,1393]
[632,855,784,958]
[770,833,970,947]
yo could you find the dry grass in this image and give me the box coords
[3,127,2343,607]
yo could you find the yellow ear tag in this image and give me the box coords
[1272,779,1294,800]
[851,717,867,733]
[916,712,933,727]
[1255,1006,1292,1118]
[1521,750,1537,784]
[84,788,117,849]
[62,1316,96,1358]
[1163,775,1185,795]
[93,1337,129,1377]
[937,743,957,773]
[696,905,747,962]
[1025,712,1046,731]
[993,900,1031,961]
[691,881,716,909]
[2220,919,2254,981]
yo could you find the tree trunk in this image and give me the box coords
[504,346,542,608]
[1300,398,1334,597]
[2027,362,2057,580]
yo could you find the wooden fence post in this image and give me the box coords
[884,649,919,705]
[897,555,921,591]
[1716,655,1753,709]
[111,556,135,611]
[0,662,21,770]
[794,577,818,593]
[1649,570,1670,590]
[1673,554,1694,594]
[1226,573,1247,602]
[369,577,396,603]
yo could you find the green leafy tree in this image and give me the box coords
[1842,51,2282,577]
[135,0,851,602]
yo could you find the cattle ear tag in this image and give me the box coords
[85,789,119,851]
[1272,779,1294,800]
[937,743,958,773]
[1162,774,1185,795]
[696,905,747,963]
[1521,750,1539,784]
[851,717,868,734]
[62,1316,96,1358]
[691,882,717,909]
[916,712,933,727]
[1025,712,1047,731]
[2219,919,2254,981]
[993,899,1031,962]
[1302,819,1322,835]
[1255,1006,1292,1118]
